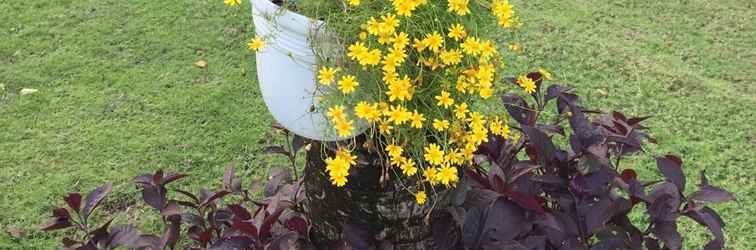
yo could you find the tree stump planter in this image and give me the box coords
[303,140,451,249]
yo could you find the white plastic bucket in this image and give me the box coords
[251,0,362,141]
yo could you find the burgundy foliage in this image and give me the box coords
[42,131,313,250]
[428,76,735,250]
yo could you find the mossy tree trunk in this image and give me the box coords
[303,139,448,249]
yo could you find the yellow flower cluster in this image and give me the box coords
[325,148,357,187]
[391,0,428,17]
[224,0,240,7]
[447,0,470,16]
[492,0,516,28]
[313,0,536,205]
[327,105,354,137]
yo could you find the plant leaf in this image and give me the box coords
[82,182,112,220]
[656,155,685,193]
[690,170,735,204]
[160,215,181,250]
[264,167,292,197]
[501,93,535,125]
[651,220,682,250]
[40,208,72,231]
[684,207,726,250]
[228,204,252,221]
[292,134,306,153]
[285,216,308,236]
[64,193,82,214]
[199,190,230,208]
[522,125,557,164]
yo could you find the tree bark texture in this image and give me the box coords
[304,140,448,249]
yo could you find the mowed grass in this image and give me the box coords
[0,0,753,249]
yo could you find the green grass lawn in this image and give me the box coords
[1,0,754,249]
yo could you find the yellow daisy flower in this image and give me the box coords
[338,75,360,94]
[517,75,536,94]
[248,36,265,51]
[318,67,339,85]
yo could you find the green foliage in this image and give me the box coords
[0,0,753,249]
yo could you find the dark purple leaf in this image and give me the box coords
[590,235,625,250]
[285,217,308,236]
[162,173,188,185]
[611,215,643,250]
[214,236,255,249]
[690,185,735,204]
[570,167,613,196]
[612,111,627,122]
[64,193,82,214]
[152,170,164,186]
[684,207,726,250]
[626,116,651,127]
[160,216,181,250]
[523,125,557,163]
[82,182,112,219]
[266,231,299,250]
[88,218,113,245]
[540,212,577,247]
[651,220,682,250]
[462,206,484,249]
[228,204,252,221]
[260,207,285,240]
[231,219,259,237]
[476,135,508,164]
[463,188,501,208]
[520,235,547,250]
[141,185,166,211]
[292,134,306,153]
[501,93,535,125]
[213,209,234,224]
[482,198,529,246]
[690,171,735,204]
[647,184,681,222]
[175,189,199,204]
[40,208,72,231]
[581,197,630,234]
[188,226,211,247]
[568,105,604,147]
[135,235,161,249]
[464,169,492,189]
[160,201,180,217]
[107,224,142,249]
[264,167,292,197]
[506,191,545,215]
[545,84,573,102]
[199,190,230,208]
[656,155,685,193]
[133,174,152,185]
[182,213,205,229]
